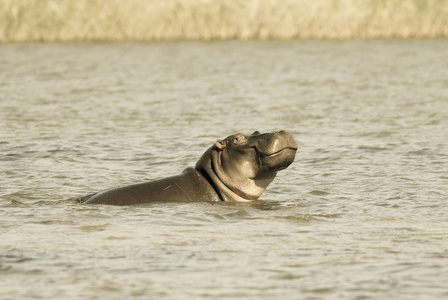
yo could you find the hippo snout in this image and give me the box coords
[254,130,298,156]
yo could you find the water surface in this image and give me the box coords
[1,40,447,299]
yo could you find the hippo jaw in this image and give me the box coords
[252,131,298,172]
[261,147,297,171]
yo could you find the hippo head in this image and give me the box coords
[196,130,297,202]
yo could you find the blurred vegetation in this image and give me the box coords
[1,0,447,42]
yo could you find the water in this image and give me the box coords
[1,40,447,299]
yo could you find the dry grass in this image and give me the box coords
[1,0,447,42]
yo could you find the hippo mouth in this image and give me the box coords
[264,147,298,157]
[253,131,298,159]
[260,146,297,171]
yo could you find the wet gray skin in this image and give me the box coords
[82,131,297,205]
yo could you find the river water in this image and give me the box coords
[1,40,447,299]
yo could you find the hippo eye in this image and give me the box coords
[233,134,246,144]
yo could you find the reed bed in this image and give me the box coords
[1,0,447,42]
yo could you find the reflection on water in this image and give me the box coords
[1,40,448,299]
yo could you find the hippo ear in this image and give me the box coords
[215,139,227,150]
[252,131,261,135]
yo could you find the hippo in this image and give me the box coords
[81,130,297,205]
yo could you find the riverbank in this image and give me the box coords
[1,0,447,42]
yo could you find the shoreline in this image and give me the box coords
[1,0,447,43]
